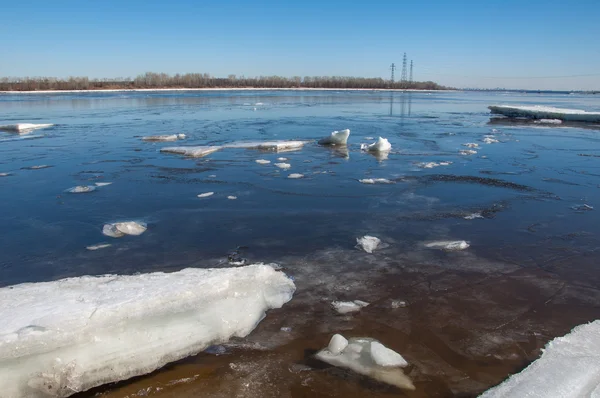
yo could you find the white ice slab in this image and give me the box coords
[481,320,600,398]
[534,119,563,125]
[425,240,470,251]
[315,334,414,390]
[356,235,381,253]
[288,173,304,179]
[361,137,391,152]
[255,159,271,164]
[0,123,54,133]
[0,264,295,397]
[94,182,112,187]
[275,162,291,170]
[489,105,600,122]
[318,129,350,146]
[160,146,221,158]
[224,140,307,152]
[197,192,214,198]
[142,134,184,142]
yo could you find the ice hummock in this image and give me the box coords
[142,134,186,142]
[160,146,221,158]
[481,320,600,398]
[102,221,147,238]
[315,334,414,390]
[361,137,391,153]
[0,264,295,397]
[318,129,350,146]
[0,123,54,133]
[489,105,600,123]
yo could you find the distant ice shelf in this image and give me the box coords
[489,105,600,123]
[481,320,600,398]
[0,263,295,397]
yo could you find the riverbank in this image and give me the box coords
[0,87,451,94]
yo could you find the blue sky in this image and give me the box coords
[2,0,599,90]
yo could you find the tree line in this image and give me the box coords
[0,72,447,91]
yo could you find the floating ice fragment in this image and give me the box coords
[365,136,374,140]
[0,123,54,133]
[208,175,216,178]
[86,243,112,251]
[459,149,477,155]
[288,173,304,179]
[358,178,393,184]
[277,157,288,161]
[94,182,112,187]
[331,300,370,314]
[255,159,271,164]
[65,185,96,193]
[416,161,453,169]
[227,196,237,200]
[161,146,221,158]
[197,192,214,198]
[274,162,291,170]
[328,334,349,355]
[224,141,307,152]
[425,240,470,251]
[142,134,184,142]
[483,137,500,144]
[462,143,480,148]
[0,172,11,177]
[318,129,350,146]
[315,335,414,390]
[102,221,147,238]
[535,119,563,125]
[489,105,600,123]
[481,320,600,398]
[464,212,484,220]
[361,137,391,152]
[391,300,407,309]
[356,235,381,253]
[0,263,295,397]
[280,326,292,332]
[572,204,593,211]
[177,134,186,139]
[23,165,51,170]
[370,341,409,367]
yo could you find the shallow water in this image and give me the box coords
[1,90,600,397]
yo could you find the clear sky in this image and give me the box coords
[2,0,599,90]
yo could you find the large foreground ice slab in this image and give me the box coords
[224,140,308,152]
[481,320,600,398]
[0,123,54,134]
[160,145,222,157]
[0,264,295,397]
[489,105,600,123]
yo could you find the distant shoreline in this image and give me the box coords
[0,87,449,95]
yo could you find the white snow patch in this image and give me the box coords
[0,123,54,133]
[361,137,391,152]
[102,221,147,238]
[197,192,214,198]
[0,264,295,397]
[287,173,304,179]
[356,235,381,253]
[358,178,393,184]
[481,320,600,398]
[315,335,414,390]
[86,243,112,251]
[331,300,370,314]
[141,134,184,142]
[255,159,271,164]
[274,162,291,170]
[459,149,477,156]
[489,105,600,122]
[161,146,221,158]
[425,240,470,251]
[65,185,96,194]
[318,129,350,145]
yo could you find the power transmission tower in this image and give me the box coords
[409,60,413,83]
[390,63,396,84]
[401,53,408,83]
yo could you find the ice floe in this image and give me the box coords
[22,165,51,170]
[102,221,147,238]
[274,162,291,170]
[255,159,271,164]
[315,334,414,390]
[224,140,307,152]
[142,134,186,142]
[361,137,391,153]
[287,173,304,179]
[65,185,96,194]
[0,172,12,177]
[94,182,112,187]
[86,243,112,251]
[0,263,295,397]
[160,146,221,158]
[356,235,381,253]
[197,192,214,198]
[483,136,500,144]
[0,123,54,133]
[489,105,600,123]
[227,196,237,200]
[462,143,480,149]
[415,161,453,169]
[481,320,600,398]
[464,212,484,220]
[459,149,477,156]
[358,178,393,184]
[425,240,470,251]
[331,300,370,314]
[277,157,288,161]
[318,129,350,146]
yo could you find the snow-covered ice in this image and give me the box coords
[356,235,381,253]
[331,300,370,314]
[459,149,477,156]
[0,263,295,397]
[425,240,470,251]
[65,185,96,194]
[224,140,307,152]
[197,192,214,198]
[86,243,112,251]
[274,162,291,170]
[102,221,147,238]
[287,173,304,179]
[315,334,414,390]
[358,178,393,184]
[255,159,271,164]
[489,105,600,123]
[160,146,221,158]
[481,320,600,398]
[318,129,350,146]
[361,137,391,152]
[0,123,54,133]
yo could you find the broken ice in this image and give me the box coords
[459,149,477,155]
[425,240,470,251]
[318,129,350,146]
[361,137,391,153]
[255,159,271,164]
[197,192,214,198]
[224,140,307,152]
[331,300,370,314]
[86,243,112,251]
[275,162,291,170]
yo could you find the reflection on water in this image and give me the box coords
[388,91,412,121]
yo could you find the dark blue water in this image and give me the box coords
[1,90,600,287]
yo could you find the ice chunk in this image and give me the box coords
[356,235,381,253]
[489,105,600,123]
[361,137,391,152]
[462,143,480,148]
[331,300,370,314]
[0,123,54,133]
[94,182,112,187]
[425,240,470,251]
[141,134,184,142]
[459,149,477,155]
[274,162,291,170]
[86,243,112,251]
[23,165,51,170]
[224,141,307,152]
[328,334,349,355]
[0,263,295,397]
[318,129,350,146]
[102,221,147,238]
[481,320,600,398]
[197,192,214,198]
[0,172,12,177]
[358,178,393,184]
[255,159,271,164]
[315,335,414,390]
[160,146,221,158]
[288,173,304,179]
[277,157,288,161]
[227,196,237,200]
[65,185,96,193]
[483,136,499,144]
[416,161,453,169]
[464,213,484,220]
[370,341,409,367]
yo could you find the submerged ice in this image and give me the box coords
[0,264,295,397]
